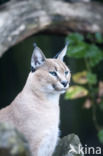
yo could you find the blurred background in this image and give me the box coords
[0,0,103,155]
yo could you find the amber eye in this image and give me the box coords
[65,71,69,75]
[49,71,57,77]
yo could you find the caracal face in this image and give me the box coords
[31,59,71,94]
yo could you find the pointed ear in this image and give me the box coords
[54,41,69,61]
[31,43,46,72]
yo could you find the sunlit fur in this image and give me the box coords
[0,57,71,156]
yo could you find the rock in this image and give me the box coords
[0,122,31,156]
[53,134,84,156]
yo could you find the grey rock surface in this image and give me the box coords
[53,134,84,156]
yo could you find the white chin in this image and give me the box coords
[57,89,66,94]
[60,90,66,94]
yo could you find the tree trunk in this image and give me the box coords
[0,0,103,57]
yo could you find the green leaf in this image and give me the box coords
[95,32,103,44]
[86,72,97,85]
[66,33,87,59]
[72,71,88,84]
[67,42,87,58]
[66,33,84,44]
[86,44,103,67]
[66,32,103,65]
[98,130,103,144]
[65,85,88,100]
[89,52,103,67]
[85,44,103,67]
[85,44,100,57]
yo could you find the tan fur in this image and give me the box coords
[0,57,71,156]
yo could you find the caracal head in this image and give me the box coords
[29,42,71,95]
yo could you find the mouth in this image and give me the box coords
[52,84,68,92]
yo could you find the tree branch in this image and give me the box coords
[0,0,103,56]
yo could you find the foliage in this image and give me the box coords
[65,32,103,144]
[86,72,97,85]
[66,33,103,65]
[65,85,88,99]
[95,32,103,44]
[72,71,88,84]
[72,71,97,85]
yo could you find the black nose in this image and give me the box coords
[61,81,68,87]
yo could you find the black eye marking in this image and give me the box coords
[49,71,57,77]
[65,71,69,75]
